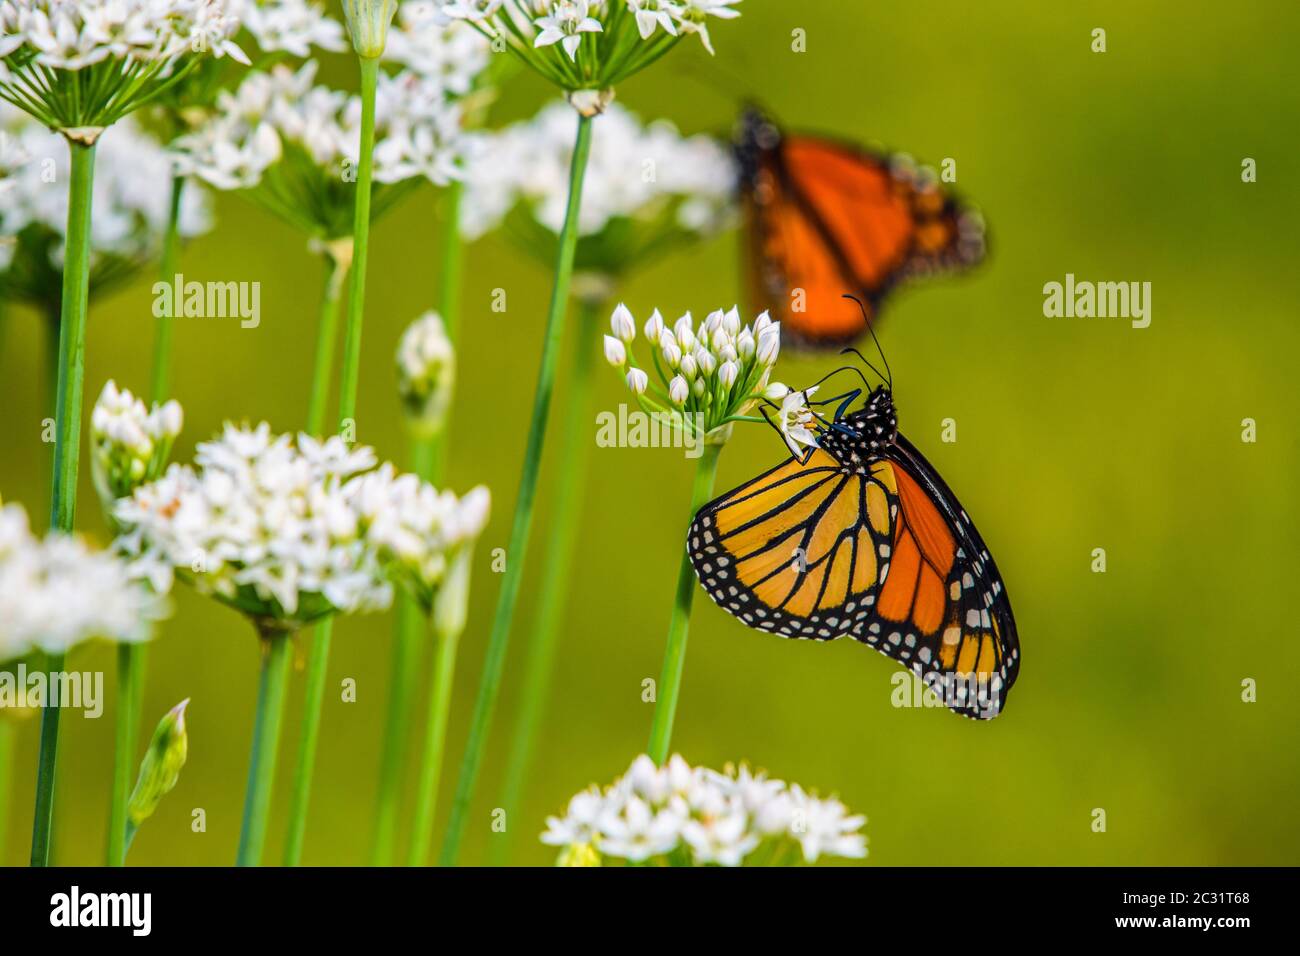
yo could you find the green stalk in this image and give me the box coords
[30,138,96,868]
[305,247,350,437]
[0,717,13,864]
[370,182,463,866]
[281,250,351,867]
[370,434,435,866]
[438,112,595,866]
[107,174,184,867]
[106,644,140,866]
[336,55,379,429]
[491,296,603,865]
[407,611,460,866]
[646,441,723,764]
[280,54,379,865]
[237,631,292,867]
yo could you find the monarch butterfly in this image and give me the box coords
[686,311,1019,719]
[737,107,987,348]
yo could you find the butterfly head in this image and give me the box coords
[814,385,897,468]
[735,105,780,184]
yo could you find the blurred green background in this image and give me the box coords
[2,0,1298,866]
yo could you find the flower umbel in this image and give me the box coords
[542,754,868,866]
[113,423,394,632]
[0,501,169,663]
[90,381,184,525]
[603,304,785,445]
[0,0,249,134]
[437,0,744,100]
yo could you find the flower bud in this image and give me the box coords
[610,302,636,343]
[643,308,665,342]
[718,360,738,388]
[669,375,689,405]
[753,310,773,335]
[737,328,755,360]
[127,700,190,837]
[722,305,742,334]
[757,328,780,365]
[341,0,398,58]
[765,381,791,401]
[678,352,698,379]
[695,347,717,376]
[397,312,456,436]
[603,335,627,367]
[660,338,682,368]
[626,367,648,394]
[674,313,695,348]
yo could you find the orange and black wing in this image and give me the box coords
[868,434,1020,718]
[741,117,986,348]
[687,439,1018,719]
[688,449,898,639]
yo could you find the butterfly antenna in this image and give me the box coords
[838,346,888,390]
[842,295,893,390]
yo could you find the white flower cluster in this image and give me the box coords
[171,61,464,198]
[348,466,489,612]
[396,311,457,432]
[0,102,211,279]
[91,381,184,521]
[461,101,736,248]
[114,423,394,630]
[384,0,491,96]
[0,502,169,662]
[542,754,868,866]
[0,0,246,71]
[604,303,784,438]
[439,1,742,93]
[231,0,346,57]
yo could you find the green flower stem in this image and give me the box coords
[371,181,463,866]
[280,54,379,865]
[237,631,292,867]
[407,610,460,866]
[281,619,330,866]
[0,717,13,863]
[30,138,96,868]
[106,174,185,867]
[438,112,594,866]
[491,296,603,866]
[336,54,379,430]
[106,643,141,866]
[281,249,353,867]
[646,440,724,764]
[305,248,350,437]
[370,433,436,866]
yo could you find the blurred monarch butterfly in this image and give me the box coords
[737,107,987,348]
[686,303,1019,719]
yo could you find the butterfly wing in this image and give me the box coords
[688,449,898,639]
[687,438,1019,719]
[741,120,986,348]
[867,434,1020,718]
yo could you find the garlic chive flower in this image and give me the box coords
[113,423,395,634]
[0,0,248,138]
[604,303,786,445]
[396,311,457,437]
[0,501,169,663]
[775,386,819,458]
[460,101,737,281]
[541,754,868,866]
[347,468,490,618]
[383,1,492,98]
[438,0,744,105]
[90,381,184,528]
[0,103,212,308]
[170,62,465,242]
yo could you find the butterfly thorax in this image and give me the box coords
[817,388,898,474]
